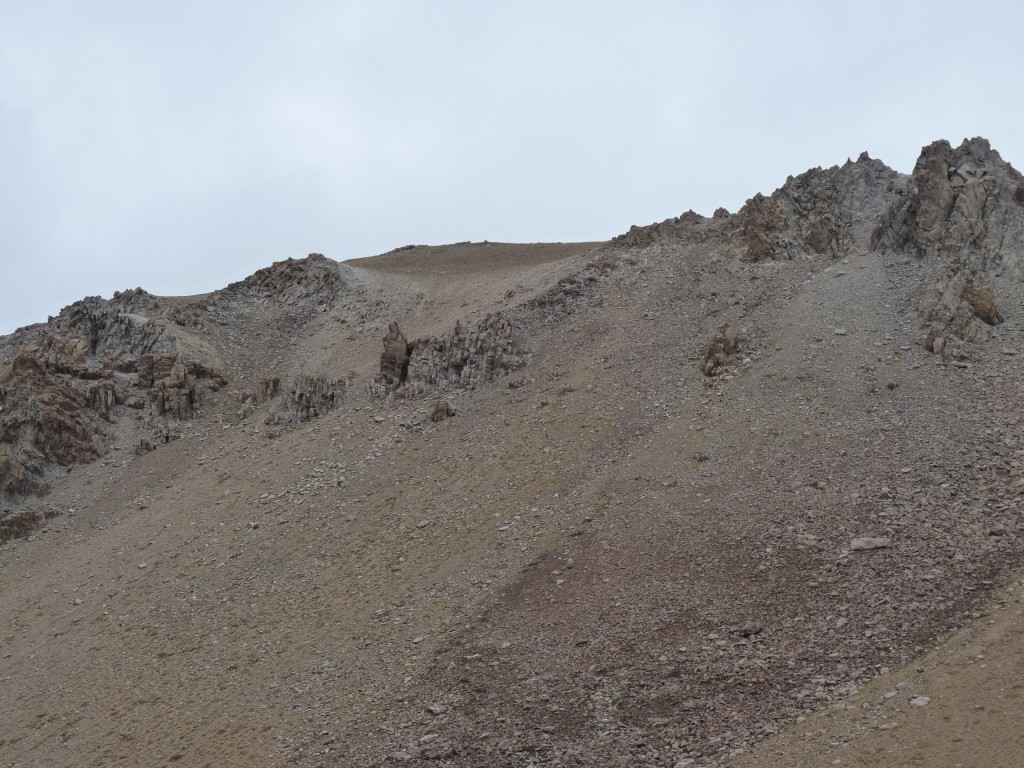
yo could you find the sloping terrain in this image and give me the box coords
[0,139,1022,768]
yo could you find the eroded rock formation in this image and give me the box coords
[918,269,1003,346]
[379,322,413,390]
[739,153,903,262]
[701,323,745,377]
[140,354,227,420]
[210,253,347,313]
[278,375,345,424]
[872,138,1024,280]
[371,315,525,398]
[0,349,110,497]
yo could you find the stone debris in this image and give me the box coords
[850,536,892,551]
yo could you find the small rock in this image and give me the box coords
[426,703,448,715]
[834,328,848,336]
[796,533,820,550]
[740,622,763,637]
[909,695,930,706]
[850,536,891,551]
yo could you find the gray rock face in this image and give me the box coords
[372,315,525,398]
[378,322,413,391]
[407,314,523,392]
[873,138,1024,280]
[278,375,345,424]
[918,270,1003,350]
[0,349,109,497]
[141,354,228,420]
[738,154,904,262]
[871,138,1022,350]
[210,253,347,311]
[0,301,228,501]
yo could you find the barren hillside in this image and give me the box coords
[1,138,1022,767]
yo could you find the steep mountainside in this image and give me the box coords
[0,139,1022,767]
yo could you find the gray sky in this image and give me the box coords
[3,1,1023,334]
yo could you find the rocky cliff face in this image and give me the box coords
[370,315,525,398]
[0,350,111,497]
[615,138,1022,359]
[872,138,1024,350]
[207,252,347,317]
[0,254,358,505]
[4,138,1024,768]
[4,140,1023,511]
[0,288,232,503]
[872,138,1024,278]
[738,153,905,262]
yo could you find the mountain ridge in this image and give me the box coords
[1,137,1022,767]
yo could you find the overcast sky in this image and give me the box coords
[3,1,1023,333]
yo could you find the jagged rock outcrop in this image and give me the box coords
[276,376,345,424]
[209,253,347,314]
[611,210,726,250]
[371,315,525,398]
[379,322,413,390]
[870,138,1019,351]
[85,380,118,422]
[140,354,227,420]
[407,313,523,390]
[918,269,1002,342]
[872,138,1024,280]
[700,323,745,377]
[0,331,227,499]
[251,377,281,405]
[24,289,174,370]
[739,153,904,262]
[0,349,109,498]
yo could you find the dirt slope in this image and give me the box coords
[1,140,1022,768]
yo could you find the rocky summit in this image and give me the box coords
[1,138,1023,767]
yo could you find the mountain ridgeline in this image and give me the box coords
[1,139,1022,767]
